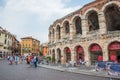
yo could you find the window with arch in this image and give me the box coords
[52,29,55,39]
[57,48,61,63]
[105,4,120,31]
[57,25,61,39]
[49,31,51,39]
[64,21,69,34]
[87,11,99,31]
[75,17,82,34]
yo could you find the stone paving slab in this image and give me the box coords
[38,64,120,79]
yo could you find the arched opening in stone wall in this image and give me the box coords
[74,17,82,34]
[52,29,55,41]
[63,21,70,35]
[75,45,84,65]
[49,50,51,55]
[56,25,61,39]
[57,48,61,64]
[108,41,120,63]
[89,44,103,65]
[49,31,51,41]
[104,4,120,31]
[87,11,99,31]
[52,49,55,63]
[64,47,71,62]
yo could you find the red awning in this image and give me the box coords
[76,47,83,53]
[66,48,70,53]
[109,42,120,50]
[90,44,101,51]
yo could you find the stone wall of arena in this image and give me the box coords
[48,0,120,66]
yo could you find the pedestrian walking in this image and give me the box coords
[7,55,10,61]
[9,56,13,65]
[20,55,24,64]
[33,56,38,68]
[79,57,82,65]
[15,55,19,65]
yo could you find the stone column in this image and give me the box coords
[102,43,109,61]
[54,31,57,42]
[61,48,65,64]
[48,34,51,43]
[51,33,53,42]
[98,11,107,34]
[71,47,75,61]
[84,46,91,67]
[70,23,75,40]
[53,32,55,42]
[81,18,88,36]
[54,49,58,64]
[60,26,65,40]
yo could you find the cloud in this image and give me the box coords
[0,0,81,43]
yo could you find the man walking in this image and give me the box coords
[33,55,38,68]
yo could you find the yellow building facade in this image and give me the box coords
[0,27,13,58]
[21,36,40,55]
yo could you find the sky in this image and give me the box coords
[0,0,94,43]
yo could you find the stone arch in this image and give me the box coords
[49,50,51,55]
[108,41,120,63]
[55,23,61,31]
[52,28,55,41]
[84,8,99,19]
[57,48,61,64]
[52,49,55,63]
[89,43,103,65]
[56,25,61,40]
[87,10,99,31]
[61,19,70,27]
[63,21,70,35]
[74,45,84,65]
[71,14,82,23]
[101,1,120,12]
[64,47,71,62]
[49,31,52,41]
[103,3,120,31]
[61,19,70,38]
[72,16,82,35]
[83,8,100,32]
[49,27,53,33]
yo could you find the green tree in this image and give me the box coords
[46,56,51,61]
[52,57,55,63]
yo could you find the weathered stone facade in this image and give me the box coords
[48,0,120,66]
[0,27,21,58]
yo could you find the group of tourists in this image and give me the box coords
[7,54,24,65]
[26,53,38,68]
[7,53,39,68]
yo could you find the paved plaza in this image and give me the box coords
[38,63,120,80]
[0,60,114,80]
